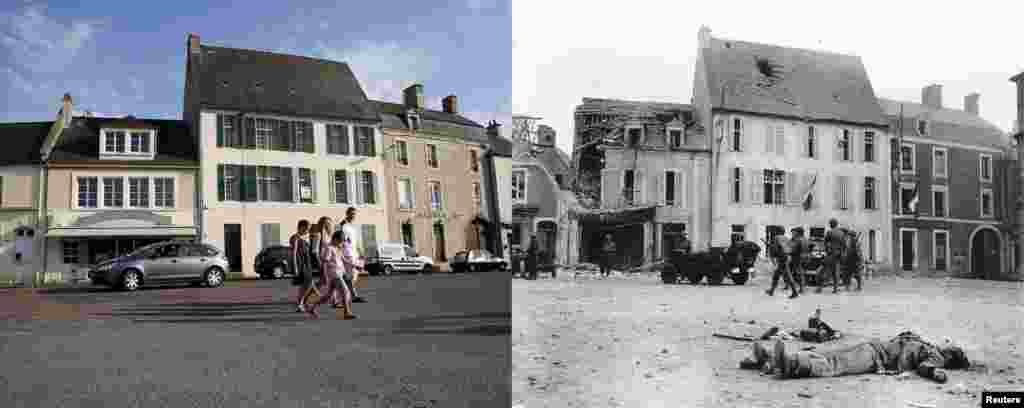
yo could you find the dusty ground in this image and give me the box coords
[513,267,1024,408]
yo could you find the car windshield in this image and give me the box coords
[404,246,416,257]
[127,243,166,257]
[477,249,493,258]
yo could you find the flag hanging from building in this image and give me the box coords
[908,184,920,213]
[801,173,818,210]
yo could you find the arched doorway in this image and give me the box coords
[970,226,1001,279]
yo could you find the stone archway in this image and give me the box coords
[969,225,1002,279]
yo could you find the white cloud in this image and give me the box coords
[315,40,441,103]
[0,4,103,74]
[514,0,1024,154]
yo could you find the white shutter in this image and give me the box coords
[786,171,798,206]
[657,172,665,205]
[375,171,381,205]
[750,168,764,205]
[776,125,785,157]
[833,174,842,210]
[765,122,774,154]
[328,170,336,203]
[733,167,742,204]
[636,169,644,204]
[292,167,299,203]
[602,169,615,207]
[310,169,317,203]
[353,171,361,205]
[739,117,749,153]
[678,169,686,207]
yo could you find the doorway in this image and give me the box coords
[537,221,557,264]
[224,224,242,272]
[661,223,686,259]
[900,229,916,271]
[971,228,1000,279]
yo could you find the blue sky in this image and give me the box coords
[0,0,511,129]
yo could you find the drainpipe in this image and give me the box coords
[36,164,47,288]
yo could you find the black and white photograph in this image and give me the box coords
[512,1,1024,407]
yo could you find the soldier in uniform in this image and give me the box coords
[785,227,808,293]
[600,233,617,278]
[767,331,969,383]
[765,231,799,299]
[822,219,845,294]
[677,231,692,255]
[526,235,539,280]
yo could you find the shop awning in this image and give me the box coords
[569,205,658,224]
[46,226,197,238]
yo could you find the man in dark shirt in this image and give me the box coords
[822,219,845,294]
[765,232,798,299]
[677,232,692,255]
[786,227,808,293]
[526,235,539,280]
[768,331,969,383]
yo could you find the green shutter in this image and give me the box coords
[243,166,259,201]
[217,164,225,201]
[216,115,224,147]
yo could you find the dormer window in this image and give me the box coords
[626,126,643,147]
[408,113,420,130]
[101,128,156,159]
[668,127,684,148]
[917,119,928,136]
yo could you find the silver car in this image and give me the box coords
[89,241,230,291]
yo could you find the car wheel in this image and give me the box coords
[499,262,507,271]
[205,267,225,288]
[120,269,142,291]
[383,265,394,276]
[272,265,285,279]
[467,264,476,273]
[423,265,433,274]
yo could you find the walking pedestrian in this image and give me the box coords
[677,232,692,255]
[526,235,539,280]
[765,231,799,299]
[307,230,357,319]
[599,233,616,278]
[786,227,808,293]
[312,217,344,308]
[339,207,367,303]
[291,220,319,312]
[822,218,844,294]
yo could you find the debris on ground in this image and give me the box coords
[797,392,813,398]
[713,333,756,342]
[906,402,936,408]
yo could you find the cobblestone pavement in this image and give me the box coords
[0,271,510,408]
[513,270,1024,408]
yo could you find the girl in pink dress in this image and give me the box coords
[308,230,355,319]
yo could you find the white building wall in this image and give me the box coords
[712,113,893,265]
[494,155,514,261]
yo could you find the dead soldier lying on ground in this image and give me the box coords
[738,331,970,383]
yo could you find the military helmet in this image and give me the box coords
[941,346,970,369]
[828,218,838,228]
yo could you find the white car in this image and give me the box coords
[366,242,435,275]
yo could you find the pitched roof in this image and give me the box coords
[197,45,379,122]
[488,133,515,157]
[702,36,888,127]
[49,117,196,163]
[0,121,49,165]
[575,98,693,117]
[373,100,487,143]
[877,98,1009,149]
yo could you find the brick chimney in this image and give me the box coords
[698,25,712,49]
[442,95,458,115]
[964,92,980,115]
[61,93,73,126]
[403,84,424,110]
[922,84,943,109]
[188,33,201,55]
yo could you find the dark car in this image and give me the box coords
[88,241,230,291]
[450,249,508,273]
[254,245,294,279]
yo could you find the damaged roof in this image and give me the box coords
[878,98,1010,149]
[49,117,196,164]
[702,36,888,127]
[575,98,693,118]
[373,100,487,144]
[197,45,379,122]
[0,121,49,165]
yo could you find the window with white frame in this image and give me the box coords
[981,188,993,217]
[731,117,743,151]
[469,149,480,172]
[979,154,993,182]
[217,114,240,147]
[472,182,481,203]
[398,177,414,209]
[220,165,240,201]
[511,170,526,202]
[103,131,126,153]
[806,126,816,158]
[623,169,636,204]
[917,119,928,136]
[298,168,315,203]
[863,131,875,162]
[932,185,948,217]
[358,170,377,205]
[933,230,949,271]
[128,177,149,208]
[396,140,409,166]
[154,177,174,208]
[254,118,273,150]
[933,147,948,178]
[665,171,676,206]
[333,169,349,204]
[837,175,850,210]
[730,167,742,203]
[763,169,785,205]
[626,127,643,147]
[868,230,877,261]
[668,128,683,148]
[102,177,124,208]
[427,144,439,168]
[354,126,376,157]
[129,131,151,153]
[900,143,915,173]
[900,183,917,214]
[326,124,350,155]
[863,177,876,210]
[62,241,79,264]
[77,177,98,208]
[838,129,851,161]
[429,181,443,210]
